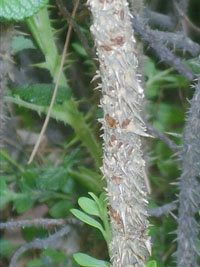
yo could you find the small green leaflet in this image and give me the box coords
[12,36,36,54]
[70,209,104,234]
[0,179,28,208]
[13,83,72,106]
[146,260,157,267]
[73,253,110,267]
[78,197,101,217]
[0,0,49,22]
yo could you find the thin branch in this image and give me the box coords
[148,202,177,217]
[28,0,80,164]
[154,31,200,57]
[56,0,96,62]
[176,80,200,266]
[10,226,71,267]
[144,9,176,31]
[175,1,200,34]
[131,15,194,81]
[146,122,179,153]
[0,218,81,230]
[177,0,189,15]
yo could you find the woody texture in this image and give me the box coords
[87,0,151,266]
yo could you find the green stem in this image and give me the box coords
[68,169,104,193]
[5,96,102,167]
[24,8,102,167]
[0,149,24,172]
[146,67,174,87]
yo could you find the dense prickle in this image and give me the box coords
[0,25,14,150]
[88,0,151,266]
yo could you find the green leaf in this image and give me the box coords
[70,209,104,233]
[49,200,73,218]
[13,196,35,214]
[88,192,100,206]
[0,0,49,22]
[35,167,68,191]
[22,226,48,242]
[12,36,36,53]
[13,83,72,106]
[0,239,19,257]
[43,248,67,264]
[197,241,200,252]
[0,179,27,208]
[78,197,100,217]
[144,59,158,79]
[26,259,44,267]
[72,43,87,57]
[146,260,157,267]
[73,253,110,267]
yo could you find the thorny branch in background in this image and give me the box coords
[0,71,4,151]
[176,80,200,267]
[148,202,177,217]
[145,122,179,153]
[56,0,96,63]
[144,9,176,31]
[131,15,194,81]
[0,25,15,173]
[0,218,82,230]
[152,31,200,57]
[10,226,71,267]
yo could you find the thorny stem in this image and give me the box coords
[88,0,151,265]
[176,80,200,267]
[10,226,71,267]
[131,15,194,81]
[0,218,81,230]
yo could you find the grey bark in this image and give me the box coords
[88,0,151,266]
[131,15,194,81]
[144,9,176,31]
[176,80,200,267]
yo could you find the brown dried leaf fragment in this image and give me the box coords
[111,36,124,46]
[100,45,112,51]
[118,141,123,148]
[105,114,117,129]
[109,86,115,91]
[108,205,121,224]
[111,175,122,184]
[120,10,124,20]
[111,134,116,142]
[121,118,131,129]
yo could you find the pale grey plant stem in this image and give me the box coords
[176,80,200,267]
[0,218,81,230]
[148,202,177,217]
[88,0,151,265]
[10,226,71,267]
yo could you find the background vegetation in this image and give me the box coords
[0,0,200,266]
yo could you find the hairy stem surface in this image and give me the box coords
[176,80,200,267]
[88,0,151,265]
